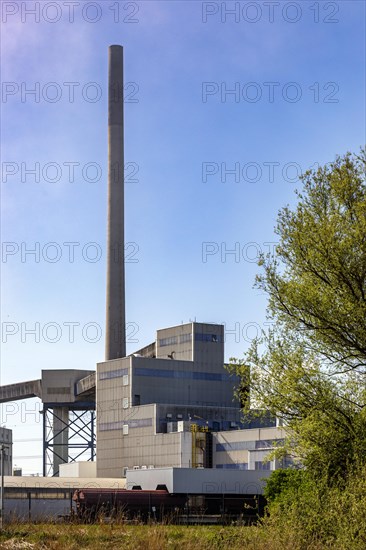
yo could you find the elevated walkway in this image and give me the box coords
[0,379,42,403]
[0,370,97,476]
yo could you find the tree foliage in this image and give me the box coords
[231,149,366,486]
[261,464,366,549]
[258,150,366,375]
[263,468,306,504]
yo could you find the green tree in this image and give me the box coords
[232,149,366,485]
[259,150,366,375]
[263,468,306,504]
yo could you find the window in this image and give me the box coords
[134,367,231,382]
[122,424,129,435]
[123,375,129,386]
[216,463,248,470]
[195,333,222,343]
[47,387,70,394]
[255,461,271,471]
[255,439,284,449]
[128,418,152,428]
[179,333,192,344]
[216,441,255,452]
[100,368,128,380]
[99,418,152,431]
[134,394,141,406]
[123,397,129,409]
[159,336,178,347]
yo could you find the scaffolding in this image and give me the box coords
[42,404,96,477]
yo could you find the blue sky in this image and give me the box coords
[1,0,365,473]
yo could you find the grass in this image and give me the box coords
[0,522,351,550]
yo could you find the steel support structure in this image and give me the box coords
[42,403,95,477]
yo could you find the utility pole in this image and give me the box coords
[0,444,9,529]
[0,444,4,529]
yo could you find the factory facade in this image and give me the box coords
[97,322,285,478]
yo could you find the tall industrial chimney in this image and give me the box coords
[105,45,126,360]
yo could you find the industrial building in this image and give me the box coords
[97,321,283,478]
[0,45,290,520]
[0,323,284,480]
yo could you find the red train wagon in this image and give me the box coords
[73,488,187,521]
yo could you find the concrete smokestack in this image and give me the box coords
[105,45,126,360]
